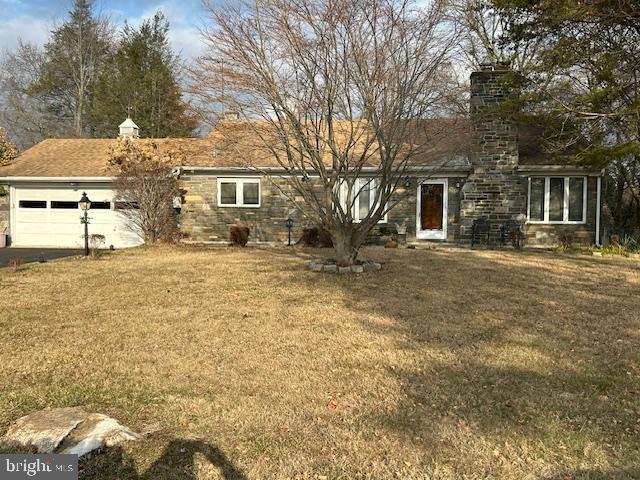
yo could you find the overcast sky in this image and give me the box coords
[0,0,213,60]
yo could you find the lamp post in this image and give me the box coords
[79,192,91,257]
[285,217,294,246]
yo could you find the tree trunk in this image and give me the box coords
[331,230,364,266]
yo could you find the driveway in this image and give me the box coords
[0,248,81,267]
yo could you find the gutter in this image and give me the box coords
[0,164,473,182]
[517,165,603,176]
[180,165,472,175]
[0,176,117,183]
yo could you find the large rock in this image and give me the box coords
[1,407,140,457]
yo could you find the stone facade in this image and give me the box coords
[459,65,528,243]
[177,173,466,245]
[0,185,9,234]
[176,66,600,247]
[178,174,309,244]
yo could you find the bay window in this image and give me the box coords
[528,177,587,223]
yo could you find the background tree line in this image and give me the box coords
[0,0,197,151]
[1,0,638,239]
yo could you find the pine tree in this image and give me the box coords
[32,0,113,137]
[90,12,197,138]
[495,0,640,231]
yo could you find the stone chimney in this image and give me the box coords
[459,62,527,243]
[118,117,140,138]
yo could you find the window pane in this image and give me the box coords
[242,182,259,205]
[220,182,237,205]
[19,200,46,208]
[568,177,584,222]
[529,178,545,221]
[358,181,371,220]
[90,201,111,210]
[549,177,565,221]
[51,201,78,209]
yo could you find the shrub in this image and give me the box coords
[556,233,574,252]
[109,137,183,244]
[8,258,24,272]
[229,225,250,247]
[89,234,106,258]
[297,227,333,248]
[619,234,640,252]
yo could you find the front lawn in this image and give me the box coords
[0,246,638,479]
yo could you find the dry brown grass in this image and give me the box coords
[0,246,639,479]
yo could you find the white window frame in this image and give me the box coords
[338,178,388,223]
[217,177,261,208]
[527,176,587,224]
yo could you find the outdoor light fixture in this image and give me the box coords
[285,217,294,246]
[79,192,91,256]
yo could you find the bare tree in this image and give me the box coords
[451,0,539,72]
[0,42,69,150]
[192,0,458,265]
[109,137,182,243]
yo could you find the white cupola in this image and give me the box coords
[118,117,140,138]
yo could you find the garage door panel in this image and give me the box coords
[12,186,143,248]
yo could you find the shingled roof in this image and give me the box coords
[0,119,471,178]
[0,138,217,177]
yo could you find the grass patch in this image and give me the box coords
[1,245,639,479]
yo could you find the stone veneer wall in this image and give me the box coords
[0,185,9,234]
[179,175,310,244]
[178,174,465,244]
[459,65,528,243]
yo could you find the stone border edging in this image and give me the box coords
[309,261,381,273]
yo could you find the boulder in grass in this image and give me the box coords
[1,407,140,457]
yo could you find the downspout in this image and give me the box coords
[595,172,603,246]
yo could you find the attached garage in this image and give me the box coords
[0,124,223,249]
[10,183,142,249]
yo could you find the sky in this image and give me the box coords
[0,0,214,60]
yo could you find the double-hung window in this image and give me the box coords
[217,178,261,207]
[339,178,388,223]
[528,176,587,224]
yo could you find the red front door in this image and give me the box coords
[420,183,444,231]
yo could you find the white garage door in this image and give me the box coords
[12,186,142,248]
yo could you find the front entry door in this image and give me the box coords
[417,180,448,240]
